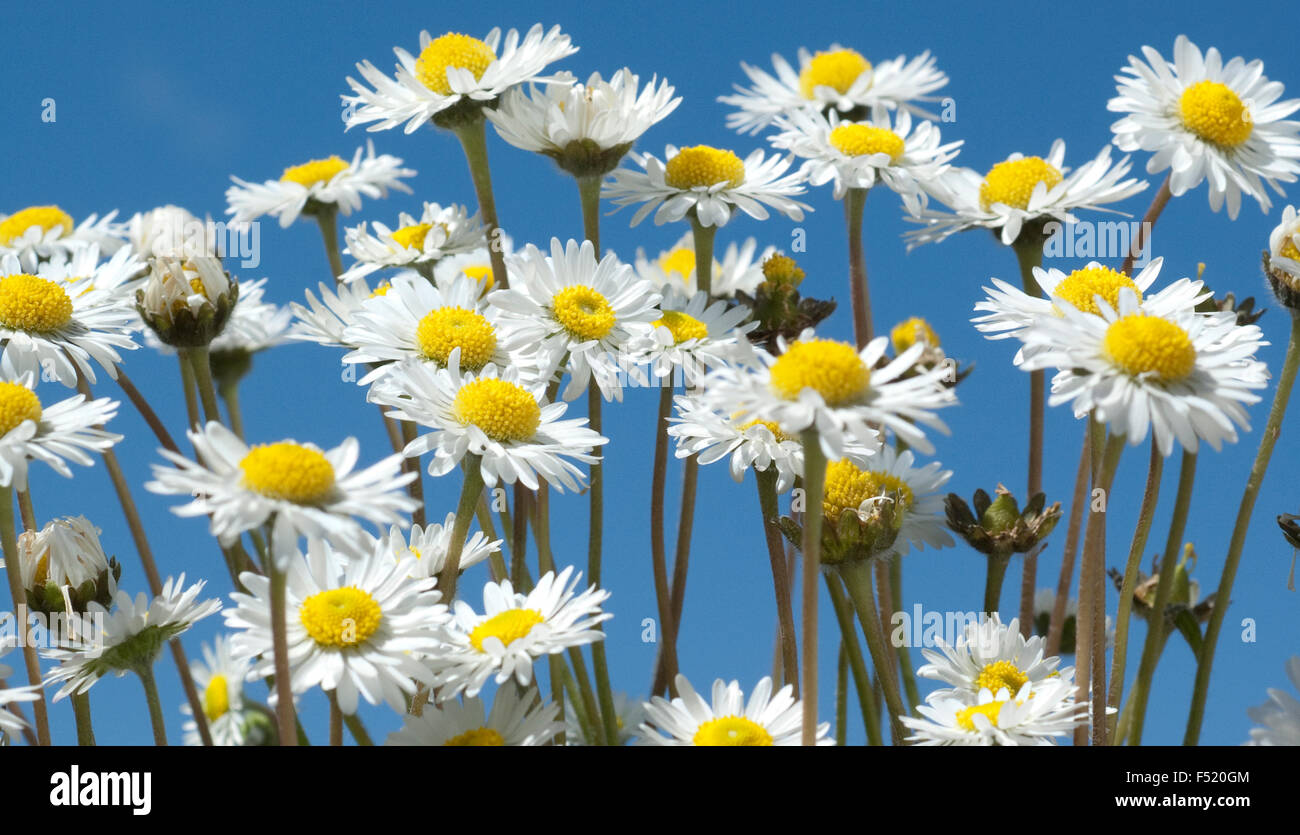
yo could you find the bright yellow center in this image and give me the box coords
[654,310,708,344]
[280,156,349,187]
[392,223,432,250]
[299,586,383,648]
[974,660,1029,696]
[761,254,804,286]
[1053,266,1142,316]
[692,716,774,746]
[203,674,230,721]
[664,146,746,190]
[469,608,545,652]
[416,306,497,370]
[0,382,42,436]
[1179,80,1253,148]
[822,458,914,519]
[1280,239,1300,262]
[890,317,939,353]
[461,264,496,292]
[239,442,337,504]
[1103,314,1197,381]
[956,701,1005,732]
[444,727,505,746]
[370,281,392,297]
[737,418,790,442]
[0,274,75,333]
[769,339,870,406]
[979,157,1063,212]
[415,33,497,96]
[0,205,74,245]
[552,285,616,341]
[799,48,871,98]
[658,248,697,281]
[452,378,541,442]
[829,124,905,161]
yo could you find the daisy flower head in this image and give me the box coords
[343,25,578,133]
[820,443,953,559]
[637,674,832,746]
[905,140,1148,248]
[486,68,681,177]
[15,514,119,616]
[225,141,416,228]
[38,243,148,310]
[136,256,241,351]
[602,144,811,228]
[146,421,417,565]
[489,238,661,401]
[0,642,41,741]
[125,205,227,261]
[902,678,1086,746]
[634,234,776,299]
[720,45,949,136]
[387,685,562,746]
[916,614,1073,702]
[429,566,610,700]
[0,205,124,270]
[289,278,380,349]
[339,202,485,284]
[180,635,265,746]
[1245,656,1300,746]
[667,392,805,493]
[369,355,606,493]
[433,236,515,295]
[634,283,757,387]
[375,513,502,581]
[0,372,121,491]
[1266,204,1300,308]
[1108,35,1300,218]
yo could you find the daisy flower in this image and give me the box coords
[0,373,121,491]
[916,614,1073,702]
[905,140,1148,247]
[289,278,379,349]
[374,513,502,580]
[489,238,661,401]
[125,205,225,261]
[225,141,416,228]
[0,205,124,269]
[720,45,949,135]
[0,645,41,741]
[634,284,757,387]
[603,144,811,228]
[37,243,148,310]
[634,234,776,299]
[1267,203,1300,282]
[1019,290,1269,456]
[667,392,805,493]
[636,674,832,746]
[1245,655,1300,746]
[142,276,291,358]
[387,685,562,746]
[820,444,953,557]
[181,635,262,747]
[146,421,417,563]
[225,537,448,715]
[902,678,1086,746]
[433,237,515,293]
[343,25,578,133]
[369,354,606,493]
[340,202,485,284]
[14,515,118,615]
[429,566,610,700]
[1109,35,1300,218]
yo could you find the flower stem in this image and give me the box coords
[16,488,36,532]
[840,559,908,744]
[452,116,510,290]
[1047,424,1091,654]
[578,175,602,257]
[756,467,799,694]
[824,572,883,745]
[983,552,1012,616]
[178,352,201,429]
[399,420,426,529]
[188,346,223,424]
[1119,174,1172,278]
[0,485,49,745]
[648,386,677,697]
[798,429,827,745]
[115,368,181,454]
[136,665,168,746]
[890,556,921,712]
[71,692,95,746]
[343,711,373,746]
[328,690,343,746]
[218,379,246,440]
[1186,310,1300,744]
[313,204,344,280]
[845,186,872,345]
[438,455,486,603]
[1012,235,1045,638]
[689,215,717,295]
[835,642,848,746]
[584,387,619,746]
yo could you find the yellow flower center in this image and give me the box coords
[692,716,774,746]
[956,701,1005,732]
[799,48,871,99]
[280,156,349,187]
[664,146,746,190]
[761,254,804,286]
[299,586,383,648]
[890,317,939,353]
[0,382,42,436]
[654,310,708,344]
[238,442,337,504]
[552,285,616,341]
[416,306,497,371]
[769,339,870,406]
[1103,314,1197,381]
[203,674,230,721]
[1179,80,1253,148]
[391,223,432,250]
[415,33,497,96]
[0,274,75,333]
[469,608,545,652]
[1280,239,1300,262]
[822,458,914,519]
[1052,266,1142,316]
[829,124,905,161]
[974,660,1029,696]
[461,264,496,292]
[736,418,790,442]
[979,157,1063,212]
[452,378,541,442]
[658,248,697,281]
[0,205,74,245]
[444,727,505,746]
[370,281,392,297]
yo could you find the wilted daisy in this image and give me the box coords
[340,202,485,284]
[634,234,775,299]
[225,537,448,715]
[667,393,805,493]
[429,566,610,700]
[225,141,416,228]
[902,678,1086,746]
[0,205,123,269]
[343,25,577,133]
[290,278,378,349]
[387,685,562,746]
[634,284,757,386]
[916,614,1073,702]
[637,674,832,746]
[0,373,121,490]
[489,238,661,401]
[905,140,1147,247]
[374,513,501,580]
[14,515,119,616]
[180,635,262,747]
[370,355,606,493]
[1109,35,1300,218]
[821,444,953,556]
[146,421,417,562]
[721,45,949,135]
[1245,655,1300,746]
[603,144,810,228]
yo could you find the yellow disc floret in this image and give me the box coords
[0,382,42,436]
[693,716,774,746]
[956,701,1005,732]
[654,310,708,344]
[552,285,616,341]
[415,33,497,96]
[452,378,541,442]
[370,281,392,297]
[299,587,383,648]
[1179,80,1253,148]
[239,442,337,504]
[979,157,1063,212]
[658,248,697,281]
[1279,238,1300,263]
[460,264,496,292]
[974,660,1029,696]
[769,339,870,406]
[444,727,506,746]
[829,123,905,161]
[416,306,498,370]
[799,48,871,99]
[736,418,790,442]
[392,223,432,250]
[822,458,914,520]
[890,317,940,353]
[0,205,75,245]
[664,146,746,190]
[280,156,349,187]
[761,254,805,286]
[469,608,545,652]
[1103,314,1197,381]
[0,274,75,334]
[203,675,230,721]
[1053,266,1142,316]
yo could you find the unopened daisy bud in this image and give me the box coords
[17,515,120,616]
[1112,544,1212,631]
[946,486,1061,557]
[136,256,239,348]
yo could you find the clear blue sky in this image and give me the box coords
[4,0,1297,746]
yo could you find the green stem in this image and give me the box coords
[1012,236,1045,638]
[189,346,223,424]
[0,485,49,745]
[72,692,96,746]
[689,215,717,296]
[137,665,169,746]
[584,388,618,746]
[400,421,427,529]
[845,186,872,345]
[835,642,848,746]
[757,468,799,694]
[983,552,1012,616]
[825,572,883,745]
[799,429,827,745]
[473,494,509,583]
[438,456,486,602]
[343,711,373,746]
[178,352,201,429]
[841,559,908,744]
[115,368,181,454]
[565,647,602,744]
[1047,426,1091,655]
[890,557,921,713]
[218,380,245,439]
[268,557,298,746]
[328,690,343,746]
[578,175,602,257]
[560,663,597,745]
[452,116,509,290]
[313,204,344,280]
[658,456,697,693]
[648,386,677,697]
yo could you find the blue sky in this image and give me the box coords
[4,0,1298,746]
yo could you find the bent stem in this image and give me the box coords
[845,186,872,345]
[756,468,799,694]
[452,116,509,290]
[798,429,827,746]
[1012,235,1045,637]
[0,485,49,745]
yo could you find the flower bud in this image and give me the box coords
[17,516,120,616]
[136,256,239,348]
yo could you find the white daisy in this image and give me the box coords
[635,234,776,300]
[820,444,953,556]
[142,276,291,358]
[0,644,40,741]
[14,515,117,613]
[344,25,578,133]
[373,513,501,580]
[37,243,148,310]
[1245,655,1300,746]
[1108,35,1300,218]
[1267,204,1300,281]
[902,678,1086,746]
[0,205,124,270]
[667,393,805,493]
[289,278,380,349]
[432,237,515,293]
[0,373,120,490]
[181,635,261,747]
[387,685,562,746]
[633,284,757,387]
[225,141,416,228]
[916,614,1073,702]
[429,566,610,700]
[636,674,832,746]
[603,144,811,228]
[225,537,448,715]
[340,202,485,284]
[125,205,227,261]
[905,139,1148,247]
